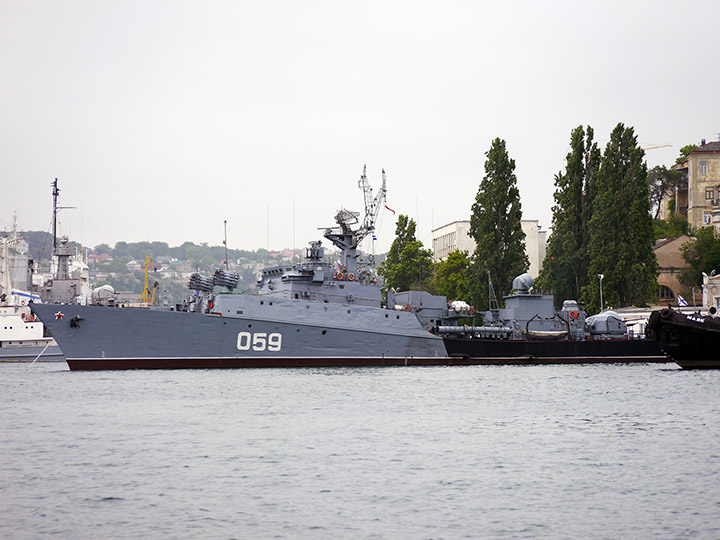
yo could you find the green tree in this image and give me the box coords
[107,256,130,274]
[434,250,470,301]
[648,165,682,219]
[676,143,699,164]
[653,213,693,240]
[582,123,658,312]
[378,215,434,291]
[679,228,720,287]
[93,243,112,255]
[114,241,130,258]
[467,138,529,309]
[536,125,600,304]
[148,241,171,257]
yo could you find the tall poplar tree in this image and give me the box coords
[582,123,658,312]
[467,138,529,310]
[536,125,600,304]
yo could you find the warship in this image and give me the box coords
[646,307,720,369]
[31,167,458,370]
[31,168,667,370]
[441,273,665,363]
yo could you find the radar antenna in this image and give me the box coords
[334,208,360,234]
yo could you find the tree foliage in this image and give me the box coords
[536,125,599,304]
[653,214,693,241]
[676,143,698,164]
[679,228,720,287]
[648,165,682,219]
[377,215,434,291]
[434,250,470,301]
[467,138,529,309]
[582,123,658,312]
[93,243,112,255]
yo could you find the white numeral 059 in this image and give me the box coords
[237,332,282,352]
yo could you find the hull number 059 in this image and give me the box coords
[237,332,282,351]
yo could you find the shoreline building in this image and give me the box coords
[661,138,720,231]
[432,220,547,278]
[653,235,694,306]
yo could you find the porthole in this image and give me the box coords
[322,330,327,335]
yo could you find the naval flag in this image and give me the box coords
[677,295,688,306]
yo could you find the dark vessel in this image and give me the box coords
[646,307,720,369]
[441,273,665,364]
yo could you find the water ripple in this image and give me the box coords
[1,363,719,539]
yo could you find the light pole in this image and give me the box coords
[598,274,604,311]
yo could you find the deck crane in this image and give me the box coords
[325,165,388,279]
[356,164,387,244]
[641,143,672,151]
[139,255,159,305]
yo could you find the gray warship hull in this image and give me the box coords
[31,299,448,371]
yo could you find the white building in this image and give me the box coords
[431,220,547,278]
[522,220,547,279]
[703,272,720,311]
[431,221,475,261]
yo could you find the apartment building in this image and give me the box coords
[664,138,720,230]
[431,220,547,278]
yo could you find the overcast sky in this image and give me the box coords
[2,0,718,257]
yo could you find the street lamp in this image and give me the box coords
[598,274,604,311]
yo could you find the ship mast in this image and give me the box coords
[51,178,76,255]
[52,178,59,253]
[324,166,387,275]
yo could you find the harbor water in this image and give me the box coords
[2,362,719,539]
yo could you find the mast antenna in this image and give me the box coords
[488,271,499,311]
[51,178,76,254]
[223,220,229,270]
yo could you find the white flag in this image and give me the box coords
[678,295,688,306]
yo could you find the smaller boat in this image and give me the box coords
[0,305,63,362]
[646,308,720,369]
[0,222,63,362]
[441,273,666,363]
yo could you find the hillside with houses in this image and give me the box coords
[11,231,372,306]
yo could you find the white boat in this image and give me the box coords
[0,305,63,362]
[0,215,64,362]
